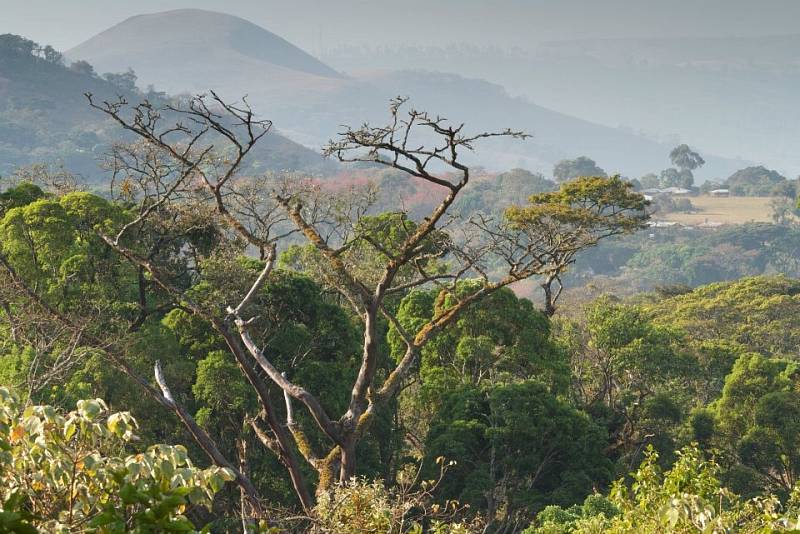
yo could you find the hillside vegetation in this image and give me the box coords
[0,34,332,180]
[2,8,800,532]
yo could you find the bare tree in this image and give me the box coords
[39,92,645,516]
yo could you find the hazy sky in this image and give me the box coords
[2,0,800,54]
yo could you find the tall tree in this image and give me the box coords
[0,92,646,518]
[669,144,705,173]
[664,144,704,189]
[503,176,648,315]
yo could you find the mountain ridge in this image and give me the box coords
[68,8,342,80]
[64,9,750,179]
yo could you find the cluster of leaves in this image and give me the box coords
[314,475,475,534]
[553,157,607,184]
[645,275,800,357]
[0,387,233,532]
[723,166,793,197]
[525,445,800,533]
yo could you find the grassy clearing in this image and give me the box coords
[657,196,779,225]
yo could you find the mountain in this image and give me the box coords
[0,35,332,181]
[67,9,347,104]
[66,9,749,180]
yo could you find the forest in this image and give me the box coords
[2,21,800,534]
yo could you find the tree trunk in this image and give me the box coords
[339,441,357,483]
[541,278,556,317]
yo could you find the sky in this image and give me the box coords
[2,0,800,54]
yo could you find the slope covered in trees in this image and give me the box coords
[0,34,332,181]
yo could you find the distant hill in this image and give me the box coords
[67,9,347,104]
[324,35,800,177]
[0,34,332,181]
[348,70,748,178]
[513,36,800,176]
[66,9,748,180]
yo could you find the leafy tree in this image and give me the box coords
[0,34,37,57]
[424,381,610,530]
[726,166,788,196]
[523,494,618,534]
[646,275,800,357]
[654,145,705,190]
[0,182,45,214]
[564,298,696,466]
[714,352,800,495]
[389,283,567,447]
[658,167,693,189]
[497,168,556,194]
[0,387,234,532]
[69,60,96,77]
[552,157,607,183]
[526,445,800,533]
[391,285,565,392]
[457,168,556,215]
[40,45,62,64]
[102,68,139,92]
[638,173,660,190]
[669,144,705,173]
[504,176,648,315]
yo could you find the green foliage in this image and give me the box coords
[0,387,233,532]
[314,477,475,533]
[457,169,556,215]
[570,297,697,449]
[626,225,800,288]
[659,167,694,188]
[424,381,611,524]
[391,284,566,393]
[725,165,790,196]
[646,275,800,357]
[526,445,800,533]
[507,176,648,237]
[0,182,45,214]
[523,494,617,534]
[281,211,448,291]
[552,157,607,183]
[0,191,129,303]
[669,144,705,173]
[712,353,800,495]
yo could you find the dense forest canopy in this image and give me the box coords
[1,17,800,534]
